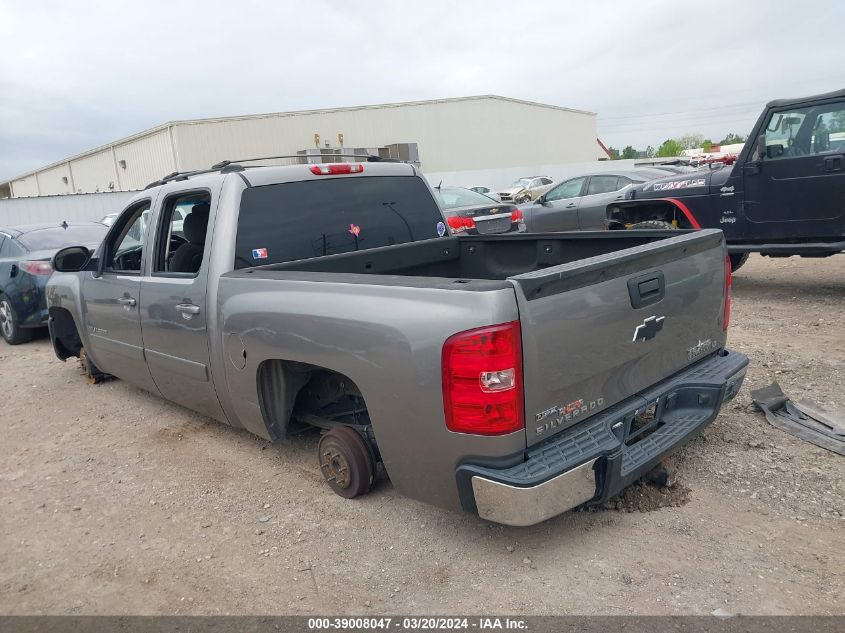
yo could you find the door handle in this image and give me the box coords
[9,264,17,277]
[176,303,201,315]
[823,156,843,172]
[117,296,136,307]
[565,203,577,208]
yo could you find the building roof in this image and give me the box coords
[2,95,596,186]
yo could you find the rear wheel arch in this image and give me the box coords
[608,199,700,230]
[256,359,370,440]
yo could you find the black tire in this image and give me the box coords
[630,220,676,230]
[0,297,34,345]
[317,426,375,499]
[729,253,749,272]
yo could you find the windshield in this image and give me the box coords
[510,178,532,188]
[17,225,108,250]
[434,188,498,209]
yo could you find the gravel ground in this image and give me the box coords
[1,253,843,615]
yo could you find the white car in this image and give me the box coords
[99,212,119,226]
[496,176,554,203]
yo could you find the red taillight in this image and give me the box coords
[21,260,53,275]
[446,216,476,232]
[309,163,364,175]
[442,321,524,436]
[723,256,732,331]
[511,208,524,222]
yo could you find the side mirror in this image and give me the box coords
[535,194,545,204]
[53,246,91,273]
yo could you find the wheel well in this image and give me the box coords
[607,201,696,229]
[257,360,370,441]
[48,307,83,359]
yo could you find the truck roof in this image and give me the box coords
[144,157,417,191]
[767,87,845,108]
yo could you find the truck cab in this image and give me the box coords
[608,88,845,269]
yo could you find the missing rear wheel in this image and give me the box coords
[317,426,375,499]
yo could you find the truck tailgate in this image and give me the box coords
[510,229,729,446]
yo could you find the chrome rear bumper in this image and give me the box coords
[458,348,749,526]
[471,458,598,526]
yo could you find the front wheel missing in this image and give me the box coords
[79,347,110,384]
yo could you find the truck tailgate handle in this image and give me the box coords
[627,271,665,308]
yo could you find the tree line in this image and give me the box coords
[607,132,747,160]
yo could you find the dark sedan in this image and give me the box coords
[433,186,525,235]
[0,222,107,344]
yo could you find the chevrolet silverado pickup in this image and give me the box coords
[607,88,845,272]
[45,159,747,526]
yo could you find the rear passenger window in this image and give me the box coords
[2,239,25,257]
[235,176,441,268]
[586,176,622,195]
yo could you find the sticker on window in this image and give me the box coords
[437,221,446,237]
[252,248,268,260]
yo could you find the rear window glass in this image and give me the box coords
[17,225,108,250]
[434,188,498,209]
[235,176,443,268]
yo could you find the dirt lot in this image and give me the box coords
[1,254,843,615]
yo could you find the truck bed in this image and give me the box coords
[229,229,729,448]
[248,230,708,282]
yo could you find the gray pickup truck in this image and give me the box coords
[46,160,747,526]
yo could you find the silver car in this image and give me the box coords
[521,169,671,232]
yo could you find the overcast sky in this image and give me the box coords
[2,0,843,181]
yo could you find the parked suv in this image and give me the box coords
[608,88,845,271]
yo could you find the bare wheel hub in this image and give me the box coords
[316,426,375,499]
[320,446,351,489]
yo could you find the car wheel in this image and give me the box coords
[728,253,749,272]
[630,220,676,230]
[317,426,375,499]
[0,297,34,345]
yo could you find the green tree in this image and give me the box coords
[621,145,638,159]
[719,132,747,145]
[701,139,714,152]
[679,133,705,150]
[644,145,655,158]
[606,147,621,160]
[656,139,685,157]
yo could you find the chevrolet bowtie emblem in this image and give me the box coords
[633,315,665,342]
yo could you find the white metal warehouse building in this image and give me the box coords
[1,96,599,199]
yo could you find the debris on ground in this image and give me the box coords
[751,381,845,456]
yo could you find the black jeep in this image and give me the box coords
[607,89,845,271]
